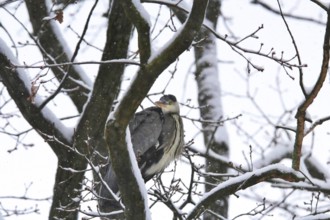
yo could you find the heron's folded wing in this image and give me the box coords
[129,107,163,156]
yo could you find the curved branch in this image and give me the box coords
[310,0,328,11]
[292,8,330,170]
[276,0,307,97]
[105,0,209,219]
[121,0,151,64]
[0,44,71,153]
[144,0,307,71]
[113,0,209,123]
[186,164,304,220]
[37,0,99,111]
[25,0,91,112]
[251,0,327,23]
[50,0,133,218]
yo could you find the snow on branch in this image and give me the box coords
[104,120,149,220]
[43,0,93,89]
[146,0,208,69]
[0,39,73,148]
[125,127,152,219]
[106,0,209,138]
[104,0,209,219]
[150,0,308,72]
[186,164,304,220]
[120,0,151,64]
[253,144,291,169]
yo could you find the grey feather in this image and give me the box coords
[99,96,184,213]
[99,107,166,210]
[129,107,164,156]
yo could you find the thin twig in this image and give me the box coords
[38,0,99,110]
[12,59,140,69]
[276,0,307,97]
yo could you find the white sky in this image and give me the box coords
[0,0,330,219]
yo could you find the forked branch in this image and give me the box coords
[292,7,330,170]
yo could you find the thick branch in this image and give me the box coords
[0,47,71,155]
[105,0,208,219]
[193,0,230,218]
[49,1,133,218]
[292,8,330,170]
[113,0,209,124]
[74,0,132,157]
[186,164,304,220]
[144,0,306,71]
[121,0,151,64]
[25,0,91,113]
[105,123,150,220]
[0,46,86,220]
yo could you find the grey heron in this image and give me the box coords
[99,94,184,214]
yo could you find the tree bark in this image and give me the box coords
[49,0,133,218]
[25,0,90,113]
[2,0,133,218]
[187,165,303,220]
[105,0,209,219]
[193,0,230,219]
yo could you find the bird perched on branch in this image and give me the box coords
[99,94,184,213]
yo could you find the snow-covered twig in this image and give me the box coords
[186,164,304,219]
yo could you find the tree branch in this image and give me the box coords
[0,45,84,219]
[186,164,304,220]
[0,45,71,155]
[121,0,151,64]
[25,0,91,113]
[251,0,327,23]
[310,0,328,11]
[11,59,140,69]
[37,0,99,111]
[49,0,133,218]
[105,0,209,219]
[193,0,230,217]
[292,7,330,170]
[144,0,307,71]
[276,0,307,97]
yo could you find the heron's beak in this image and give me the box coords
[155,101,167,109]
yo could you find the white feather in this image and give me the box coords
[145,114,183,176]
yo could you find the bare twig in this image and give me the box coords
[305,115,330,136]
[38,0,99,110]
[252,0,327,23]
[276,0,307,97]
[11,59,140,69]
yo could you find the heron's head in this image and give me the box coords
[155,94,180,114]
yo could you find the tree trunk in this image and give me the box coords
[194,0,230,219]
